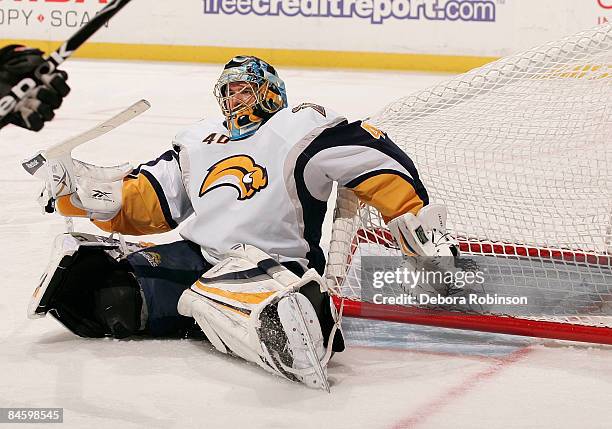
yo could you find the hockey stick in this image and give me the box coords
[0,0,134,120]
[21,99,150,178]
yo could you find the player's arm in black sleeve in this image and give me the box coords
[0,45,70,132]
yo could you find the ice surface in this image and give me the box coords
[0,60,611,429]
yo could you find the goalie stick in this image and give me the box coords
[0,0,134,120]
[21,99,150,179]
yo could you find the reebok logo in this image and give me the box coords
[91,189,113,202]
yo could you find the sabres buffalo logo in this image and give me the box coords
[199,155,268,200]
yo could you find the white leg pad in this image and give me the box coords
[177,244,336,390]
[276,293,327,389]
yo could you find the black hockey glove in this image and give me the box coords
[0,44,70,132]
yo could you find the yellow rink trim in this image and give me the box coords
[196,282,275,305]
[0,39,497,73]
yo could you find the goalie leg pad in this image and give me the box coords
[92,270,143,339]
[177,244,341,390]
[298,281,345,353]
[274,292,327,389]
[31,233,146,338]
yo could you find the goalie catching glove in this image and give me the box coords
[178,244,343,392]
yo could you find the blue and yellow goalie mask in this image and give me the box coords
[214,56,288,140]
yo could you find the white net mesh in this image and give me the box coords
[326,24,612,330]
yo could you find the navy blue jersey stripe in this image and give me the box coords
[293,158,329,275]
[128,150,178,177]
[201,268,268,284]
[345,168,417,190]
[139,169,178,229]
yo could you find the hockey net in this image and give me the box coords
[325,24,612,345]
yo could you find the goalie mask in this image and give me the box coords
[214,56,288,140]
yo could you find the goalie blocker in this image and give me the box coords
[386,204,462,296]
[30,233,344,389]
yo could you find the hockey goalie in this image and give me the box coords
[26,56,458,390]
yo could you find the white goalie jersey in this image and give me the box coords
[58,103,429,272]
